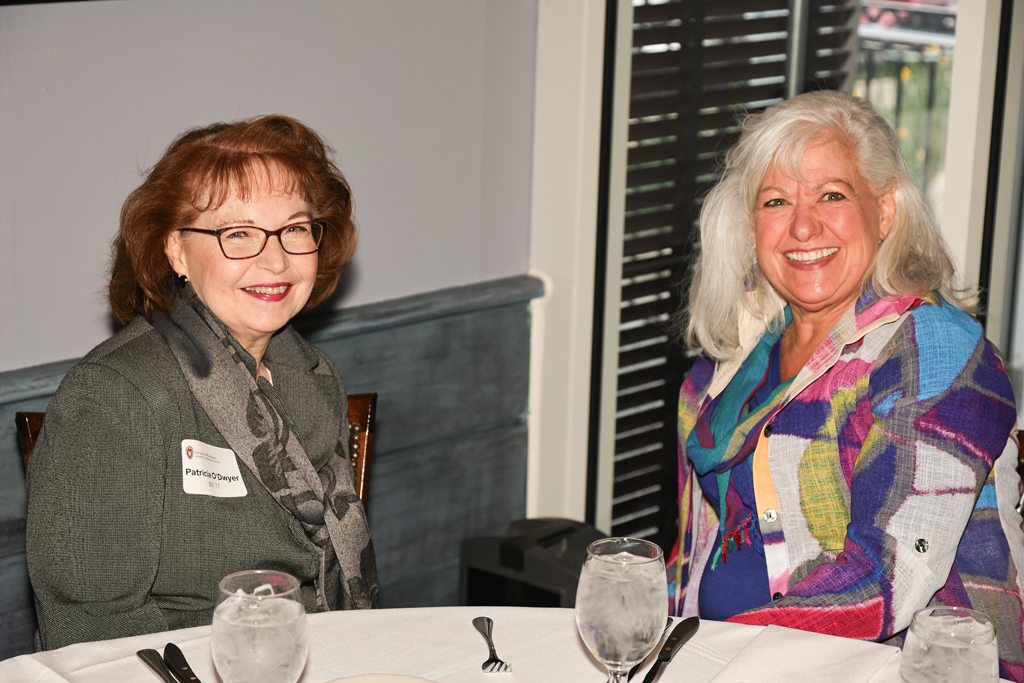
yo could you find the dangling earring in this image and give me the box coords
[176,273,188,288]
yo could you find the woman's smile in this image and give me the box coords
[784,247,838,263]
[242,283,292,300]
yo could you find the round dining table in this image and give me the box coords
[0,605,1009,683]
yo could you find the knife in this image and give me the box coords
[640,616,700,683]
[628,617,673,681]
[163,642,202,683]
[138,649,180,683]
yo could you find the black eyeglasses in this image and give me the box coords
[179,220,325,260]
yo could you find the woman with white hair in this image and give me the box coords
[670,90,1024,680]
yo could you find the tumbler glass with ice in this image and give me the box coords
[899,606,998,683]
[212,570,308,683]
[575,538,668,682]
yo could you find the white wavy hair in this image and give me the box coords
[685,90,974,361]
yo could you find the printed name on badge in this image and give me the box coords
[180,439,248,497]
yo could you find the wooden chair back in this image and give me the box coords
[1019,434,1024,477]
[17,394,377,511]
[1017,435,1024,513]
[347,393,377,513]
[15,411,44,470]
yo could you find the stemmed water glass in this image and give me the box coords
[899,606,998,683]
[575,538,668,682]
[211,570,309,683]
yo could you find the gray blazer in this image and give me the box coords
[26,316,350,650]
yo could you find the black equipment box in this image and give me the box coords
[459,517,605,608]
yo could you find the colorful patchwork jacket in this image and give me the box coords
[669,289,1024,681]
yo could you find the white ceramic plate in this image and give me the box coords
[325,676,438,683]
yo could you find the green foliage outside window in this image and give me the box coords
[854,47,954,223]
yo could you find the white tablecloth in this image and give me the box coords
[0,605,933,683]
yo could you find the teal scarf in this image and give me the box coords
[685,311,792,536]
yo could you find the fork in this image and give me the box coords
[473,616,512,672]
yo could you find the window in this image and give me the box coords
[854,0,958,223]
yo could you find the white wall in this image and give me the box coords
[940,0,1003,292]
[0,0,536,373]
[526,0,607,523]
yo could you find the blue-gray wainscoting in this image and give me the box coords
[0,274,543,660]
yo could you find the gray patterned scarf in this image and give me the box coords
[152,284,378,611]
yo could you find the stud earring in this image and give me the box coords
[176,273,188,287]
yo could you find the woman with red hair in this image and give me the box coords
[27,116,378,650]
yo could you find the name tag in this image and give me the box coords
[181,439,248,497]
